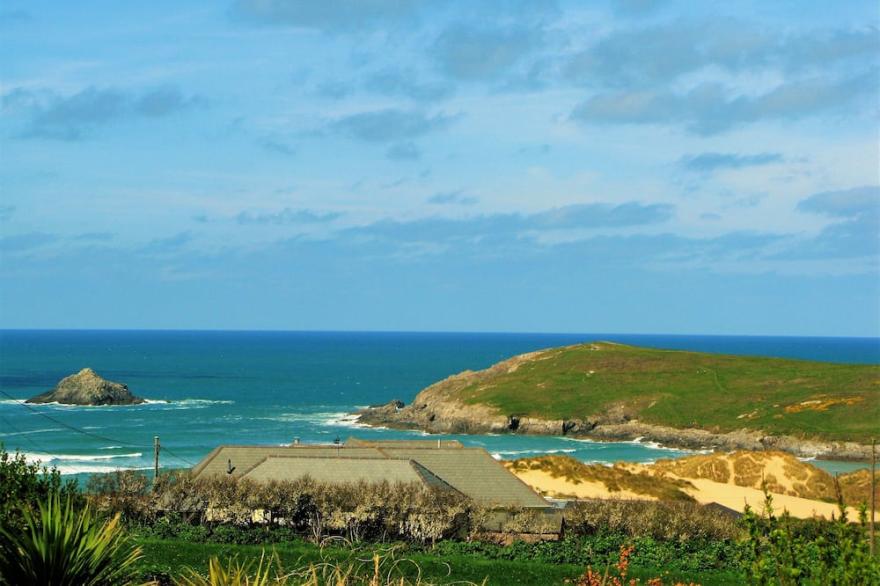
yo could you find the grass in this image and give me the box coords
[451,342,879,443]
[133,537,744,585]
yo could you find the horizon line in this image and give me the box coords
[0,327,877,340]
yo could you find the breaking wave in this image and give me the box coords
[0,427,61,437]
[23,451,142,463]
[490,448,577,460]
[259,409,365,428]
[21,451,149,476]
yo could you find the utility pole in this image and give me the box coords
[871,438,876,557]
[153,435,160,482]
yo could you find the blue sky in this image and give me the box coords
[1,0,878,336]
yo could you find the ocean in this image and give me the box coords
[1,330,877,478]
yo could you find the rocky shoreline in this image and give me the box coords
[355,398,873,462]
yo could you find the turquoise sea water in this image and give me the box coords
[0,330,877,477]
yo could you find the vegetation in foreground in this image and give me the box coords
[1,449,879,585]
[0,495,142,586]
[449,342,879,442]
[134,538,738,586]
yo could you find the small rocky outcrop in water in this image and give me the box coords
[26,368,145,406]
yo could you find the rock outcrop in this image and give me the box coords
[357,396,873,460]
[27,368,145,406]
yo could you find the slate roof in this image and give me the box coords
[242,456,454,491]
[191,439,549,509]
[703,502,743,519]
[191,446,385,478]
[375,447,549,508]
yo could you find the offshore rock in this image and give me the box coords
[27,368,145,406]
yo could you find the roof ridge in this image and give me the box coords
[238,455,271,478]
[190,445,223,477]
[200,444,378,450]
[408,460,465,497]
[262,455,415,462]
[481,450,549,507]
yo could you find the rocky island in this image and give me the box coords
[27,368,146,406]
[357,342,880,461]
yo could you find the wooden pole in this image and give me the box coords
[871,438,876,557]
[153,435,160,482]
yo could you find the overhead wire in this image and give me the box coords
[0,413,45,451]
[0,389,196,468]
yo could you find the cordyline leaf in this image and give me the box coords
[0,494,143,586]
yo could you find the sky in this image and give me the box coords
[0,0,878,336]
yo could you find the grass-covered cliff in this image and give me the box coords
[454,342,879,442]
[358,342,880,450]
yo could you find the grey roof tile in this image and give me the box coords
[191,440,548,509]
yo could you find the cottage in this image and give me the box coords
[191,437,550,510]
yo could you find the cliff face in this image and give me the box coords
[356,344,876,461]
[358,349,577,435]
[358,396,873,460]
[27,368,145,406]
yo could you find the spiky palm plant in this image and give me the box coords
[175,553,283,586]
[0,494,143,585]
[175,551,433,586]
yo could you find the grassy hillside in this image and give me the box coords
[455,342,879,442]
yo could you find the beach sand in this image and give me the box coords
[681,477,859,520]
[507,453,866,521]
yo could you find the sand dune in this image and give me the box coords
[505,452,874,521]
[682,477,859,520]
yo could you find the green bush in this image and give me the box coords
[434,533,744,574]
[740,489,880,585]
[0,445,79,533]
[86,469,153,522]
[0,494,143,586]
[564,498,740,541]
[141,474,475,544]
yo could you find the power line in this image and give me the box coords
[0,389,196,468]
[0,413,45,452]
[160,446,197,467]
[0,389,144,446]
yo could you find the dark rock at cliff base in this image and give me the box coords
[26,368,145,406]
[361,399,404,415]
[371,399,404,410]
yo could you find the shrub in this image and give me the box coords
[740,488,880,585]
[125,473,476,544]
[0,494,142,586]
[575,544,699,586]
[0,445,79,533]
[434,533,743,574]
[87,469,153,522]
[565,499,740,541]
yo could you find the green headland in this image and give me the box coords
[458,342,879,442]
[359,342,880,452]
